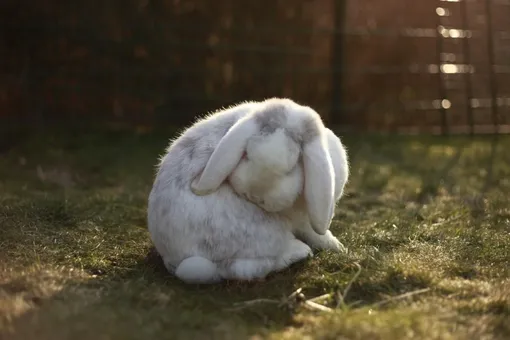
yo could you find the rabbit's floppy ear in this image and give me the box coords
[303,132,335,235]
[191,116,259,195]
[325,128,349,201]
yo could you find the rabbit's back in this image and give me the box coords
[147,101,292,271]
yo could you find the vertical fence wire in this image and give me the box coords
[485,0,499,133]
[436,1,449,135]
[460,0,475,135]
[330,0,347,125]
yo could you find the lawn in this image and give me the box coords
[1,129,509,340]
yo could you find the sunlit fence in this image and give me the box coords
[341,0,510,134]
[1,0,509,134]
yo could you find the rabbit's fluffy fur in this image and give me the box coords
[148,98,349,284]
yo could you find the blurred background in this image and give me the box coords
[1,0,510,140]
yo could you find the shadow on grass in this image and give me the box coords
[3,239,445,340]
[4,248,308,340]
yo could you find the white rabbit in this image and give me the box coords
[147,98,348,284]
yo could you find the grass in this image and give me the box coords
[0,129,509,340]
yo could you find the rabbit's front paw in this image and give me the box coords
[323,232,347,253]
[298,229,347,253]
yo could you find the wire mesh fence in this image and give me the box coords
[1,0,509,135]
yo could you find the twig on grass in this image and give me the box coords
[303,300,334,313]
[225,287,304,311]
[226,298,280,311]
[370,287,432,308]
[284,287,304,303]
[226,263,365,313]
[308,293,333,303]
[336,262,362,309]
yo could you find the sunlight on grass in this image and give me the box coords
[1,131,509,339]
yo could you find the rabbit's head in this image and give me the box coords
[191,98,348,235]
[228,127,304,213]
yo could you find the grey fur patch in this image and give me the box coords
[178,135,198,158]
[199,238,215,254]
[188,145,196,159]
[172,169,188,190]
[254,98,321,145]
[255,101,288,135]
[300,115,321,144]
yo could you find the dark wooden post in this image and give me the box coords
[330,0,347,126]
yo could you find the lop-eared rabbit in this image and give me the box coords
[148,98,349,283]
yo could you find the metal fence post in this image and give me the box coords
[436,1,448,135]
[485,0,499,133]
[330,0,347,125]
[460,0,475,135]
